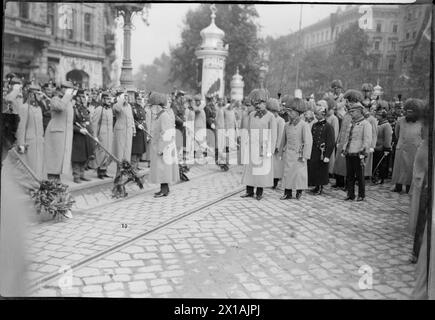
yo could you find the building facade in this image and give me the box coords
[4,2,117,88]
[301,5,401,76]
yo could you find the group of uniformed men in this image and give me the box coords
[1,75,427,204]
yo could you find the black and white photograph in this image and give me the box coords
[1,0,434,303]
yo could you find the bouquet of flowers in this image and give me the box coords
[112,160,145,198]
[30,180,75,220]
[8,148,74,220]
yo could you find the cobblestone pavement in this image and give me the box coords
[26,163,244,284]
[30,172,416,299]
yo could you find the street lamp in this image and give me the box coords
[259,64,268,89]
[113,3,149,93]
[295,4,303,91]
[258,46,270,89]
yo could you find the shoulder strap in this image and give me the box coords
[97,105,104,137]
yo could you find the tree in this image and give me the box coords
[408,38,430,100]
[329,22,375,89]
[299,49,332,95]
[133,53,179,93]
[169,4,261,95]
[262,35,297,98]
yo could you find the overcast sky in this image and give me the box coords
[125,1,406,71]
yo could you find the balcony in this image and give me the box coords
[4,15,51,43]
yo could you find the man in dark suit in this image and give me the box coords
[71,89,94,183]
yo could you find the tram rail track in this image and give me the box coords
[28,182,244,293]
[28,178,410,294]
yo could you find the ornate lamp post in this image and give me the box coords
[113,3,149,93]
[258,46,270,89]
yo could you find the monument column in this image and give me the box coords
[230,67,244,102]
[195,5,228,99]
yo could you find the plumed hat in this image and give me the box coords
[28,82,41,91]
[266,98,280,112]
[281,94,293,109]
[176,90,185,97]
[361,83,373,92]
[324,96,337,111]
[347,102,364,112]
[331,79,343,89]
[61,81,74,89]
[76,88,86,96]
[403,98,424,112]
[376,100,389,110]
[149,92,167,106]
[248,88,269,105]
[284,97,308,114]
[10,76,22,85]
[343,89,363,103]
[101,91,110,98]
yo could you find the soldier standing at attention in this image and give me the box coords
[91,91,113,179]
[71,89,95,183]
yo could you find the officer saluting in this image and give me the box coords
[91,91,113,179]
[71,88,95,183]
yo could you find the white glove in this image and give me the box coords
[384,151,390,156]
[369,148,374,153]
[298,157,305,162]
[211,123,215,129]
[80,128,88,135]
[17,145,26,154]
[138,124,144,130]
[323,157,330,163]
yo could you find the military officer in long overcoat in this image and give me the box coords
[44,81,75,181]
[279,97,312,200]
[149,92,180,197]
[15,83,45,179]
[91,91,113,179]
[240,89,277,201]
[112,90,135,164]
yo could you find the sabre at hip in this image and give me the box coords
[134,120,153,139]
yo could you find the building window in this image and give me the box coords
[374,41,380,50]
[391,41,396,51]
[19,2,29,19]
[403,50,408,63]
[373,58,379,70]
[47,3,55,35]
[67,9,76,40]
[376,23,382,32]
[388,58,395,71]
[393,24,398,33]
[406,32,410,40]
[412,30,417,39]
[84,13,92,42]
[364,19,367,25]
